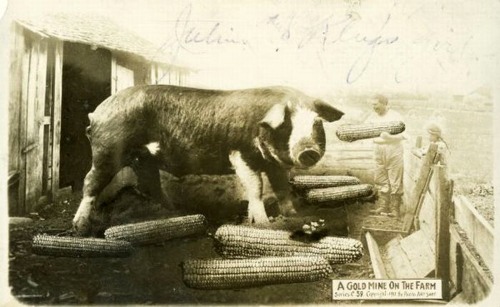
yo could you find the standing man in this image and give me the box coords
[365,95,406,218]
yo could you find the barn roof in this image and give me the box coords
[16,13,189,71]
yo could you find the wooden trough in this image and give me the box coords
[362,140,493,304]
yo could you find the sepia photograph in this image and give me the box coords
[1,0,498,305]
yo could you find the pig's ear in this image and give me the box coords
[260,103,287,129]
[313,100,344,122]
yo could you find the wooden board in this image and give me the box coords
[433,166,452,301]
[417,191,436,241]
[449,227,463,298]
[35,38,48,205]
[406,150,422,180]
[450,224,492,304]
[8,23,24,172]
[402,143,439,232]
[365,231,389,279]
[150,63,157,84]
[404,170,417,189]
[332,143,374,151]
[399,230,435,278]
[385,237,419,278]
[24,37,48,212]
[18,31,31,215]
[8,24,26,215]
[111,55,117,94]
[51,40,63,195]
[453,195,494,270]
[115,62,135,91]
[321,160,375,170]
[334,150,373,160]
[42,40,55,196]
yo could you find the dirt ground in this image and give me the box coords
[9,188,380,305]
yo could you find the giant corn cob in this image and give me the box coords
[290,175,360,190]
[104,214,207,245]
[304,184,373,203]
[182,256,332,289]
[336,121,405,142]
[214,225,363,264]
[32,234,133,257]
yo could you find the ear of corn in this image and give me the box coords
[182,256,332,289]
[336,121,405,142]
[214,225,363,264]
[304,184,373,203]
[104,214,207,245]
[290,175,360,190]
[32,234,133,258]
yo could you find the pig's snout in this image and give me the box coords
[72,215,92,237]
[291,141,324,168]
[297,148,322,167]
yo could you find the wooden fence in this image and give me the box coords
[363,139,493,303]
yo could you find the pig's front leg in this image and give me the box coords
[73,165,116,236]
[264,166,298,216]
[229,151,269,224]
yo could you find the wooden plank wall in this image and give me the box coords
[8,24,24,173]
[300,141,375,184]
[8,23,26,215]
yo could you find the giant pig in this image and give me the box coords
[73,85,344,235]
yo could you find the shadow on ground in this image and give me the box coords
[9,187,377,305]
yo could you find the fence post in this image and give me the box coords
[434,164,452,301]
[415,135,422,148]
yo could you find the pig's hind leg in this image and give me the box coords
[73,149,123,236]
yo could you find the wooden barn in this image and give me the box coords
[8,13,191,216]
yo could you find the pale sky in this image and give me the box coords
[5,0,500,96]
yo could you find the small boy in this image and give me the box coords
[421,122,449,165]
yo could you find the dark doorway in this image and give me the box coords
[59,42,111,191]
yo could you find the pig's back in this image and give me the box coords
[88,85,291,175]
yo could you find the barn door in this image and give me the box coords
[21,35,48,212]
[17,34,62,214]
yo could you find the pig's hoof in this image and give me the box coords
[72,218,91,237]
[279,201,298,216]
[248,212,270,224]
[282,207,298,216]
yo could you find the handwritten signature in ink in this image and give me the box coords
[174,3,249,53]
[267,13,399,84]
